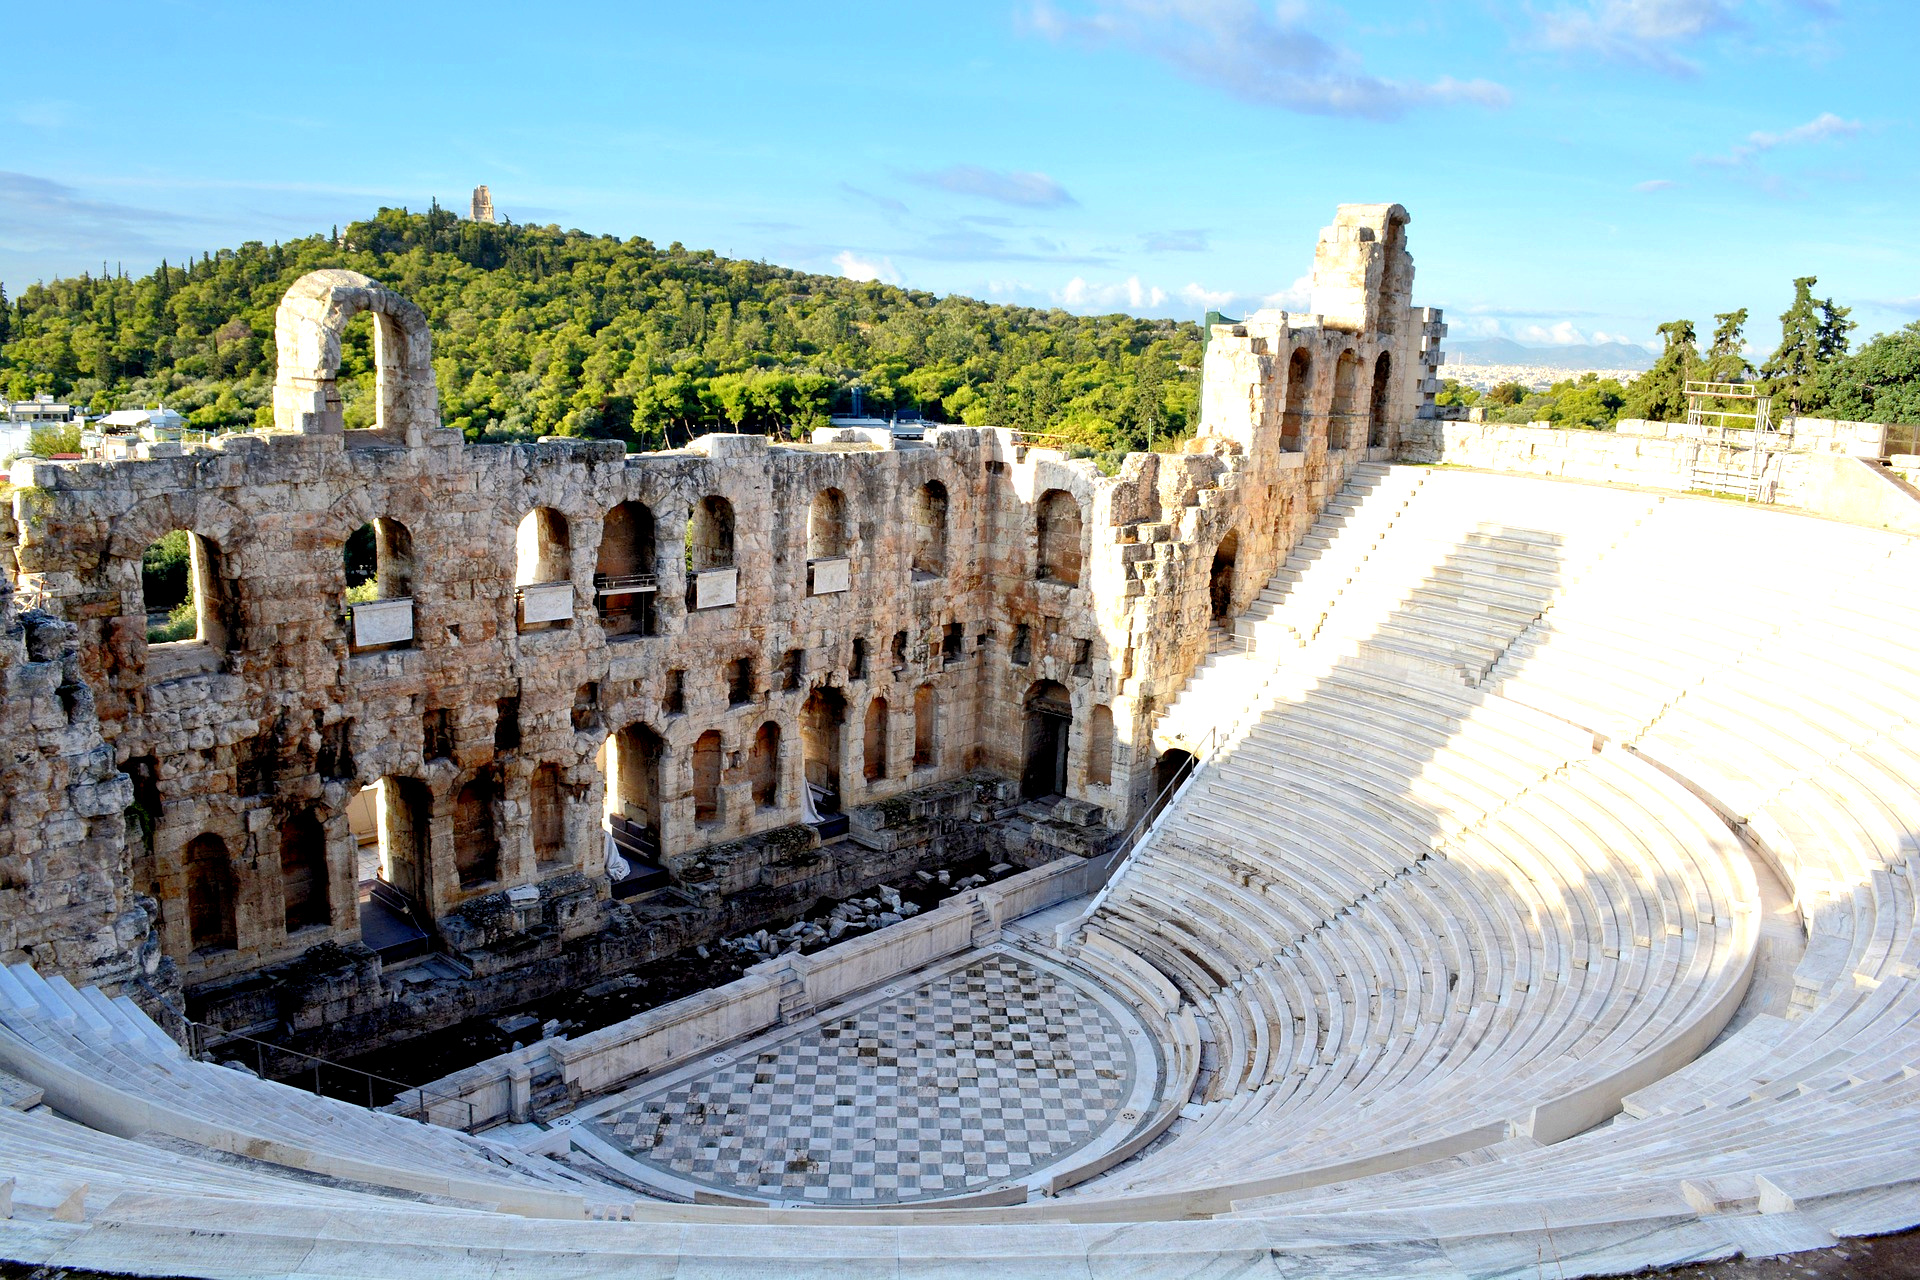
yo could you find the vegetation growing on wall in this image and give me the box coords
[0,205,1203,454]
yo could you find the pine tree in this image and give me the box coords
[1704,309,1752,384]
[1763,277,1825,409]
[0,283,11,348]
[1623,319,1697,423]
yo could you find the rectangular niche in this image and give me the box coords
[808,557,851,596]
[690,567,738,610]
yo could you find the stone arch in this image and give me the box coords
[1281,348,1312,452]
[864,696,890,783]
[597,500,658,637]
[1329,349,1363,451]
[691,730,724,824]
[515,507,572,586]
[606,722,665,834]
[1035,489,1083,586]
[272,269,438,444]
[1209,529,1239,623]
[1021,680,1073,799]
[531,762,568,868]
[183,833,236,953]
[806,488,849,561]
[453,770,500,889]
[750,721,781,808]
[345,518,416,601]
[687,495,735,570]
[1087,704,1114,788]
[279,809,331,933]
[1368,350,1394,449]
[913,684,938,769]
[912,481,949,577]
[802,686,847,810]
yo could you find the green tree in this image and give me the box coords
[1622,320,1697,423]
[1433,379,1480,408]
[27,424,82,457]
[0,283,11,347]
[1485,381,1526,408]
[1814,320,1920,425]
[1703,309,1753,385]
[1762,277,1853,412]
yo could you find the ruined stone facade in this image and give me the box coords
[0,204,1439,1026]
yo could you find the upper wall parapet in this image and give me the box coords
[272,269,439,447]
[1309,202,1413,335]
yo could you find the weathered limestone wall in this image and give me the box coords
[0,202,1440,1025]
[1400,417,1919,532]
[0,570,149,991]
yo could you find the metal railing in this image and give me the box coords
[130,973,477,1129]
[592,572,658,594]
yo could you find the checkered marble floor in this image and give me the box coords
[583,952,1142,1203]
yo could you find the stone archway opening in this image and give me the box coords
[1021,680,1073,800]
[802,686,848,814]
[1209,529,1239,624]
[1368,350,1394,449]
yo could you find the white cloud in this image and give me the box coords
[907,165,1076,209]
[1699,110,1862,168]
[1026,0,1508,121]
[1532,0,1741,76]
[1263,273,1313,310]
[1180,282,1238,310]
[1060,275,1169,311]
[833,250,900,284]
[1634,178,1679,192]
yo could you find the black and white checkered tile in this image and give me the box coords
[589,953,1135,1203]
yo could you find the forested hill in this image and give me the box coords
[0,205,1203,455]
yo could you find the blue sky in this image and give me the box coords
[3,0,1914,352]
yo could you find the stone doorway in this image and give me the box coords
[802,686,848,814]
[1209,530,1238,623]
[1021,681,1073,800]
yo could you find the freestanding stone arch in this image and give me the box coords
[273,269,438,445]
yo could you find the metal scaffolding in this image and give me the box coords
[1684,380,1787,502]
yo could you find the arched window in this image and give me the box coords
[913,684,938,769]
[806,488,848,560]
[687,496,735,570]
[606,723,664,836]
[280,810,330,932]
[912,481,949,578]
[184,834,235,952]
[1021,681,1073,799]
[596,501,657,637]
[453,772,499,889]
[1281,348,1312,453]
[344,518,414,600]
[344,518,415,650]
[1087,704,1114,788]
[1368,351,1394,449]
[801,687,847,813]
[692,731,724,823]
[1329,350,1362,451]
[141,530,228,649]
[1210,529,1239,623]
[515,507,573,631]
[750,722,780,808]
[864,697,890,782]
[372,776,432,906]
[515,507,571,585]
[531,763,568,869]
[1035,490,1083,586]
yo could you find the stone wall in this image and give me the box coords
[0,202,1439,1028]
[1400,417,1919,531]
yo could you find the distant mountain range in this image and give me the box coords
[1443,337,1655,372]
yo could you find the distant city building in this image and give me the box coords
[97,407,187,438]
[469,185,496,223]
[2,394,78,426]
